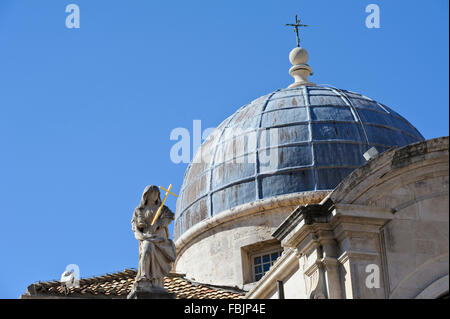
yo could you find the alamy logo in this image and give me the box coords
[169,120,279,168]
[365,264,380,289]
[170,120,215,164]
[65,4,80,29]
[365,4,380,29]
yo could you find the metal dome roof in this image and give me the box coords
[174,85,424,239]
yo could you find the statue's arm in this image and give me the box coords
[153,206,174,230]
[131,210,145,241]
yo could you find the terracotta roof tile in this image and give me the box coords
[22,269,245,299]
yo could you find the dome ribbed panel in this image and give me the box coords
[173,86,424,239]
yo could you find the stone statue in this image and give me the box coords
[127,185,177,299]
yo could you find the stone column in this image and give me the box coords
[292,224,343,299]
[330,204,394,299]
[319,230,343,299]
[276,204,345,299]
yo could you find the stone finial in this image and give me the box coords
[288,47,315,88]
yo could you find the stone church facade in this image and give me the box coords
[22,44,449,299]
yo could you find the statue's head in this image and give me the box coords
[140,185,161,207]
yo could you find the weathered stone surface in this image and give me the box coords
[128,185,177,299]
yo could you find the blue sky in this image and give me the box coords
[0,0,448,298]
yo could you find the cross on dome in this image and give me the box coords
[285,14,309,47]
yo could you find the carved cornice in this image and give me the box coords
[272,198,334,242]
[337,250,379,264]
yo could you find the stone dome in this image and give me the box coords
[174,85,424,239]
